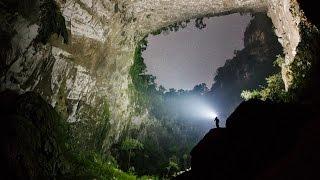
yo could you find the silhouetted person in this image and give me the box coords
[214,117,220,128]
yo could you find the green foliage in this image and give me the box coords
[151,20,190,35]
[241,56,290,102]
[1,92,148,179]
[241,73,289,102]
[94,101,111,153]
[130,38,154,92]
[129,37,159,114]
[120,138,144,171]
[127,38,205,177]
[151,17,207,36]
[273,55,285,67]
[288,22,320,102]
[210,13,284,118]
[165,156,180,177]
[52,103,155,179]
[67,151,155,179]
[242,22,320,103]
[241,89,261,100]
[192,83,209,95]
[127,13,288,177]
[37,0,69,44]
[17,91,153,179]
[121,138,144,151]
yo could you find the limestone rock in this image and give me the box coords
[0,0,306,150]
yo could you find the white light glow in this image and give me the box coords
[169,95,218,121]
[198,104,218,120]
[207,111,217,119]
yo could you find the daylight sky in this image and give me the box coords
[143,13,252,90]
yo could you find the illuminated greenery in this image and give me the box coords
[94,101,112,153]
[127,37,208,177]
[69,152,133,179]
[241,56,290,102]
[129,37,157,114]
[209,13,283,117]
[242,20,320,103]
[288,21,320,102]
[60,105,156,179]
[241,72,289,102]
[68,151,156,179]
[165,156,180,177]
[128,13,285,177]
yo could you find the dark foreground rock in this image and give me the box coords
[175,100,320,180]
[0,91,68,179]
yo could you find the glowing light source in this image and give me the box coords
[207,111,217,119]
[196,102,218,120]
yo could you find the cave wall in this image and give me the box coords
[0,0,302,150]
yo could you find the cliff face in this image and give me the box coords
[0,0,303,150]
[0,91,68,179]
[208,13,283,120]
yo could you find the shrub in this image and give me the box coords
[241,57,290,102]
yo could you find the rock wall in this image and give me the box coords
[266,0,301,89]
[0,0,303,150]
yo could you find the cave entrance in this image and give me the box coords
[137,12,283,122]
[126,12,284,177]
[143,13,252,90]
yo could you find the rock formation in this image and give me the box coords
[175,100,320,179]
[0,91,68,179]
[208,13,283,120]
[0,0,305,150]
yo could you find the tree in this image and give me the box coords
[195,18,207,29]
[120,138,144,170]
[165,88,177,97]
[166,156,180,177]
[241,73,288,102]
[178,89,185,95]
[158,85,166,94]
[192,83,208,95]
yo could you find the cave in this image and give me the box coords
[1,0,320,179]
[115,12,284,176]
[141,12,283,122]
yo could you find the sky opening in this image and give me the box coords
[143,13,252,90]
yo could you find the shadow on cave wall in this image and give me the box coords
[0,91,69,179]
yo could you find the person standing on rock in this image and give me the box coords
[214,117,220,128]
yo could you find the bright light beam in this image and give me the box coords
[200,106,218,120]
[207,111,217,119]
